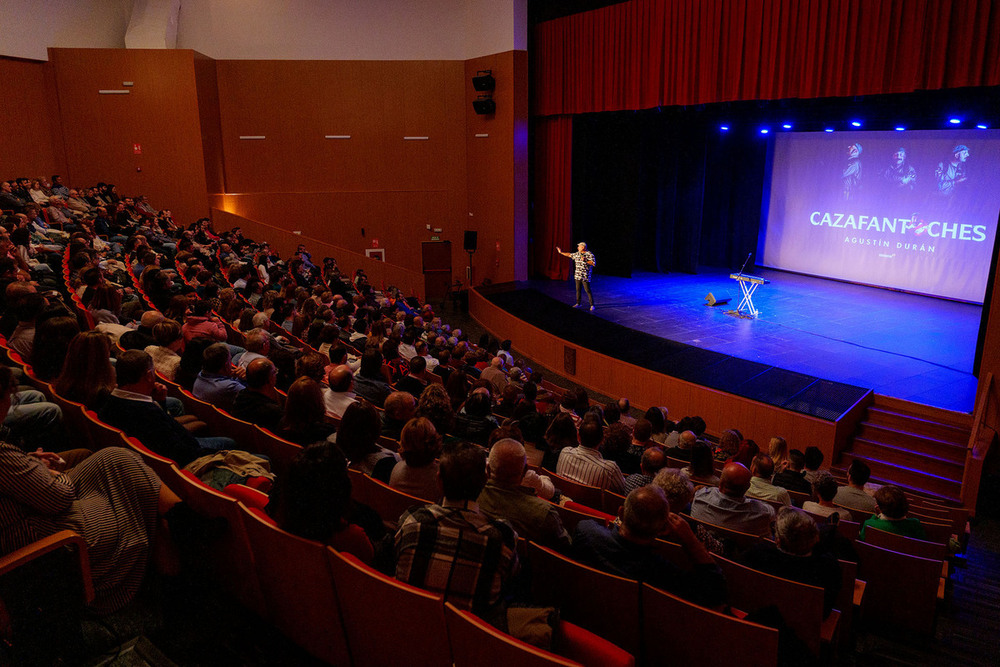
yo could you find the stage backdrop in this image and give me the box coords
[760,129,1000,303]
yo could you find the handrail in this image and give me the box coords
[960,372,999,511]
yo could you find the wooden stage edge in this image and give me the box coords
[470,289,874,466]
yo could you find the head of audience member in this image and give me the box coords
[640,446,668,477]
[679,430,697,450]
[152,319,183,352]
[116,349,156,394]
[617,397,631,416]
[359,349,384,380]
[847,459,871,488]
[399,417,443,468]
[653,468,695,513]
[384,390,417,425]
[327,365,354,393]
[774,507,819,556]
[487,438,528,487]
[294,351,328,383]
[444,369,470,410]
[620,486,670,544]
[602,422,632,461]
[750,454,775,481]
[718,429,743,457]
[463,391,492,419]
[245,358,278,395]
[874,485,909,519]
[31,316,80,381]
[812,471,839,505]
[280,377,328,436]
[336,401,381,465]
[632,418,653,444]
[407,355,427,378]
[544,412,579,452]
[769,436,788,466]
[415,383,454,436]
[643,406,666,436]
[688,442,715,479]
[439,441,488,502]
[202,342,233,376]
[244,328,271,356]
[15,292,46,324]
[267,443,353,542]
[787,449,806,473]
[578,419,604,451]
[732,439,759,468]
[804,446,825,472]
[54,331,115,408]
[718,462,753,499]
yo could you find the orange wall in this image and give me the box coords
[0,57,66,180]
[48,48,210,225]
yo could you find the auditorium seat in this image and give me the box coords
[528,541,641,658]
[641,583,779,667]
[444,602,581,667]
[854,541,942,636]
[252,425,303,478]
[602,489,626,516]
[327,549,451,667]
[544,470,604,510]
[346,468,431,529]
[548,500,613,536]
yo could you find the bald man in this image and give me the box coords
[322,364,357,419]
[571,486,726,607]
[381,391,416,440]
[690,462,775,537]
[478,438,570,550]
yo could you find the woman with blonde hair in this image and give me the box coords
[768,436,790,476]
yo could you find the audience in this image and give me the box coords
[389,417,442,501]
[745,454,792,505]
[231,358,283,430]
[192,342,245,412]
[275,377,337,446]
[860,485,927,540]
[803,472,853,521]
[833,459,878,515]
[556,419,625,493]
[771,448,813,494]
[690,462,775,537]
[336,401,399,483]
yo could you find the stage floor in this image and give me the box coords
[526,268,981,413]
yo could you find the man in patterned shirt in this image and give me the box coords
[556,242,596,311]
[394,441,518,624]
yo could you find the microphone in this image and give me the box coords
[738,252,753,276]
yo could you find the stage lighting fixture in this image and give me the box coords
[977,124,989,129]
[851,121,862,127]
[720,125,729,131]
[760,128,769,134]
[949,118,961,124]
[895,126,906,131]
[824,128,834,132]
[782,123,792,129]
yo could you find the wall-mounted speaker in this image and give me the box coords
[464,231,478,252]
[472,72,495,91]
[472,98,496,115]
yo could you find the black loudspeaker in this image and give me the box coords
[472,98,496,115]
[464,231,478,252]
[472,72,495,91]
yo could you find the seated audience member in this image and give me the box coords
[682,442,721,486]
[389,417,443,501]
[690,462,775,537]
[396,355,434,399]
[381,390,416,440]
[802,446,825,485]
[145,319,184,381]
[181,299,227,343]
[231,358,283,430]
[664,430,697,463]
[323,365,358,419]
[414,383,456,441]
[486,426,554,501]
[768,436,790,475]
[266,442,374,563]
[727,439,759,469]
[625,446,668,494]
[714,428,742,462]
[617,397,637,431]
[645,406,669,444]
[479,356,509,396]
[294,351,328,383]
[803,472,853,522]
[395,441,518,623]
[353,348,392,407]
[572,485,726,608]
[743,507,842,617]
[745,454,792,506]
[98,350,235,466]
[451,390,498,447]
[833,459,878,516]
[275,377,337,446]
[542,411,578,471]
[859,485,927,540]
[771,448,813,495]
[8,291,46,360]
[192,342,245,412]
[602,422,638,475]
[477,438,570,550]
[31,315,81,381]
[627,418,655,457]
[120,310,165,350]
[336,401,399,483]
[652,467,696,515]
[556,419,626,493]
[54,330,116,409]
[233,328,270,368]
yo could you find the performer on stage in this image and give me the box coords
[556,242,596,311]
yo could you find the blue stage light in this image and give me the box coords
[949,118,961,124]
[760,128,769,134]
[720,125,729,131]
[782,123,792,129]
[977,124,989,129]
[824,128,834,133]
[851,121,862,127]
[895,126,906,131]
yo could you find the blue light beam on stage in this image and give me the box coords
[949,117,962,124]
[851,121,862,127]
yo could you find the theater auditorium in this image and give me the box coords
[1,1,999,665]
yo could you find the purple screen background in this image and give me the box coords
[760,129,1000,303]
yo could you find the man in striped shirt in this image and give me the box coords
[556,419,626,494]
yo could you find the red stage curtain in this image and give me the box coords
[532,0,1000,116]
[533,115,573,280]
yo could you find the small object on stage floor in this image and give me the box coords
[728,273,770,319]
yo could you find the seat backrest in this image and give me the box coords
[241,503,352,666]
[253,425,303,478]
[47,393,94,450]
[854,541,941,635]
[549,501,612,537]
[713,553,825,656]
[602,489,626,516]
[347,468,431,529]
[327,548,451,667]
[641,583,779,667]
[209,406,260,453]
[552,619,635,667]
[82,409,129,452]
[863,526,948,560]
[684,514,764,556]
[786,489,811,507]
[547,471,604,510]
[527,541,641,658]
[444,602,582,667]
[836,519,861,543]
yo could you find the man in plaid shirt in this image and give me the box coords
[394,442,518,622]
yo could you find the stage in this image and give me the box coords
[481,268,981,414]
